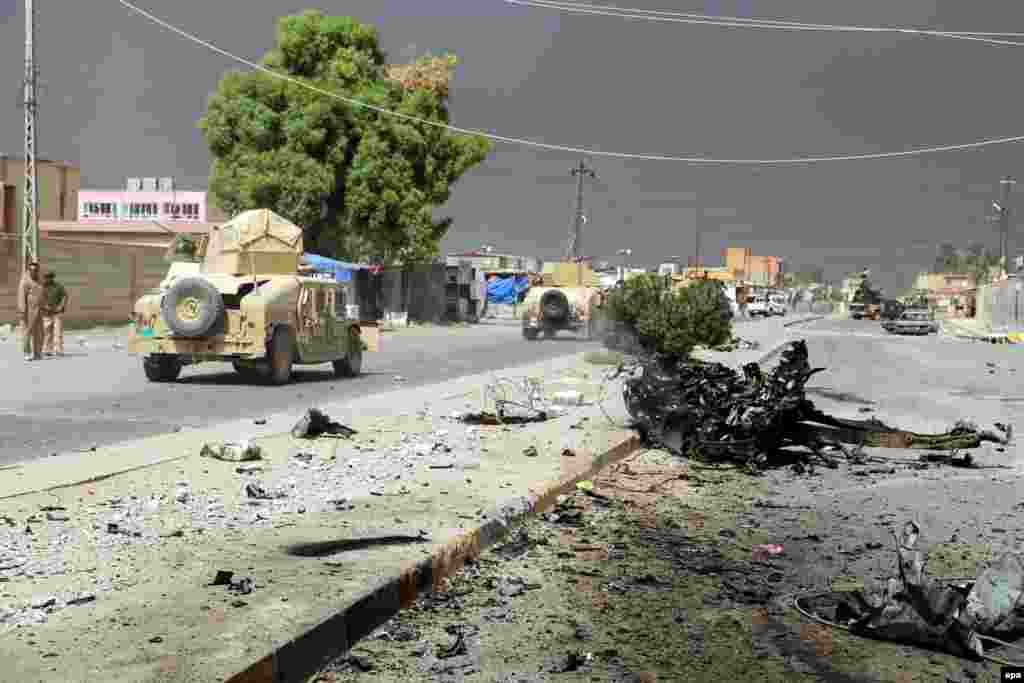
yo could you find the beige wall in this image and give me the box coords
[1,234,167,326]
[0,157,81,229]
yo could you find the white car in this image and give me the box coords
[748,294,786,317]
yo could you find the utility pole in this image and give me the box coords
[1000,176,1017,276]
[21,0,40,271]
[565,159,596,262]
[694,219,701,270]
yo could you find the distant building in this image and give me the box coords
[913,271,976,316]
[723,246,784,287]
[447,251,540,274]
[78,177,218,224]
[0,155,80,231]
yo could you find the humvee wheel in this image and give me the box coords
[542,327,556,339]
[267,326,295,386]
[334,328,364,377]
[144,354,182,383]
[523,327,539,341]
[161,276,224,337]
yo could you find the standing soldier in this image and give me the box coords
[42,271,68,357]
[17,260,45,361]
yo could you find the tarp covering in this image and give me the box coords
[301,253,373,283]
[487,275,530,304]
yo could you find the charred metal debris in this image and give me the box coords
[615,340,1012,471]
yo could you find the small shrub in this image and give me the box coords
[605,276,733,359]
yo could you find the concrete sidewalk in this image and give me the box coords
[0,315,821,683]
[942,317,1024,344]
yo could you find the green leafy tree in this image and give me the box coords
[852,274,881,304]
[934,242,961,272]
[198,10,491,264]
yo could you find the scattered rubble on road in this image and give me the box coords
[796,520,1024,666]
[617,340,1014,472]
[200,440,263,462]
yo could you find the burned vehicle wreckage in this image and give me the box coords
[615,340,1012,470]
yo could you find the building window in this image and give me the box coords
[182,203,200,220]
[81,202,116,219]
[129,202,159,219]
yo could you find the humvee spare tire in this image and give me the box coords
[161,276,224,337]
[540,290,570,321]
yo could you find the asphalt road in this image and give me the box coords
[0,321,609,465]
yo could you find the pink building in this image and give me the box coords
[78,177,211,223]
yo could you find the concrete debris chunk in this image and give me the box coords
[551,390,584,406]
[291,450,315,463]
[66,592,96,606]
[30,595,57,610]
[200,441,263,462]
[174,483,191,504]
[245,482,286,500]
[291,408,357,439]
[228,576,255,595]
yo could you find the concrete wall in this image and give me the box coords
[988,279,1024,331]
[975,283,992,329]
[1,235,167,326]
[352,266,450,324]
[0,157,81,228]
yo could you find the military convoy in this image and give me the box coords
[521,261,605,340]
[127,209,379,384]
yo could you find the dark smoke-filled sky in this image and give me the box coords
[3,0,1024,293]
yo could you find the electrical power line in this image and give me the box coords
[510,0,1024,36]
[506,0,1024,48]
[118,0,1024,165]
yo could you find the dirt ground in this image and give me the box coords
[306,445,1009,683]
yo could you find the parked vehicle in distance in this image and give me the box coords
[881,308,938,335]
[768,294,787,316]
[849,302,880,320]
[881,299,905,321]
[747,293,770,317]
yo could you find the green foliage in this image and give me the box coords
[605,276,732,359]
[783,267,824,288]
[198,9,491,265]
[852,274,881,304]
[933,241,1000,282]
[165,234,199,263]
[604,274,666,329]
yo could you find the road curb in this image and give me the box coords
[224,433,642,683]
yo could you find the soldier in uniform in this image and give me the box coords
[42,271,68,357]
[17,260,45,361]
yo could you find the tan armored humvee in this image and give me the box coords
[521,261,605,341]
[127,208,380,385]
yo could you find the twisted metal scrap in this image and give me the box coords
[619,340,1011,469]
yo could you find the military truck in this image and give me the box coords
[127,208,380,385]
[521,261,604,340]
